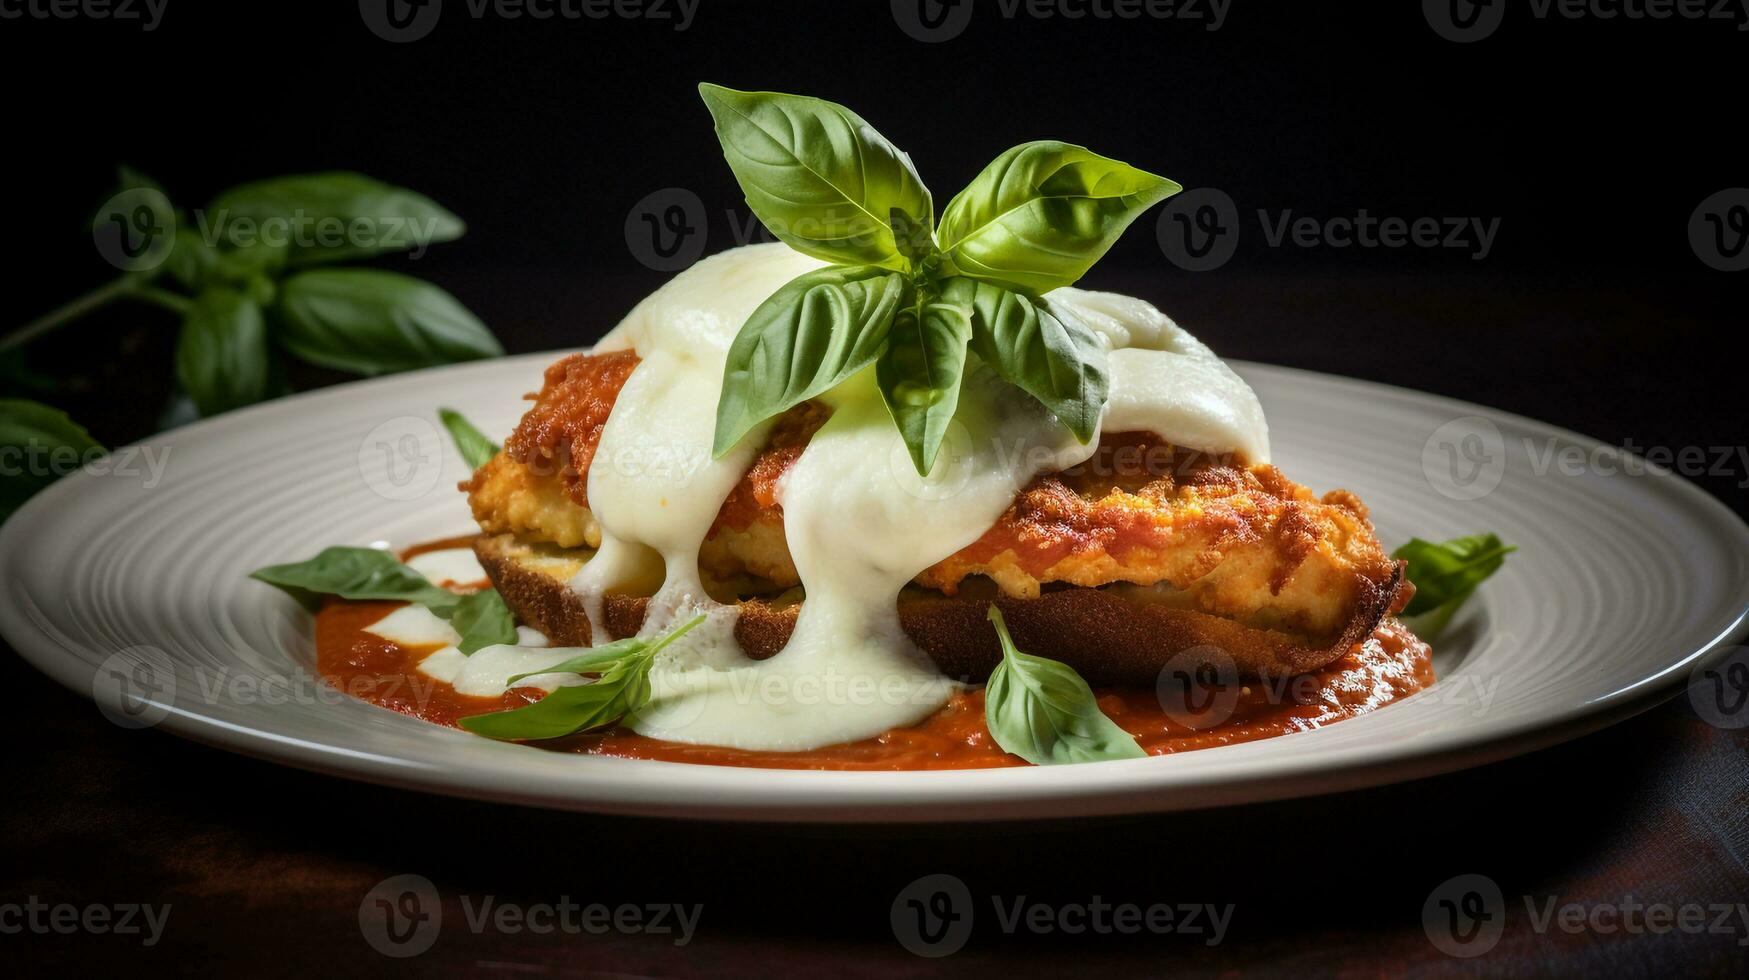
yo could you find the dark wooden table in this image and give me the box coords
[4,272,1745,976]
[3,646,1746,977]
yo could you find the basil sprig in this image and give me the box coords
[947,277,1108,446]
[446,587,519,656]
[251,546,517,655]
[275,268,497,377]
[983,606,1147,765]
[1392,533,1516,639]
[439,407,500,471]
[937,141,1182,295]
[878,296,973,474]
[176,286,270,416]
[460,614,707,741]
[3,168,501,430]
[0,399,103,522]
[714,266,906,454]
[206,171,465,266]
[252,546,458,608]
[698,84,933,270]
[701,85,1179,475]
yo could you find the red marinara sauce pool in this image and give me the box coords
[315,538,1435,771]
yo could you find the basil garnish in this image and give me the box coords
[1392,534,1516,639]
[446,587,518,655]
[252,546,519,655]
[713,265,906,457]
[698,84,933,270]
[937,141,1181,295]
[700,85,1176,474]
[503,636,651,685]
[251,546,460,611]
[439,407,500,470]
[948,278,1108,445]
[877,296,973,473]
[460,614,707,741]
[983,606,1147,765]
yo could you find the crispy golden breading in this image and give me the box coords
[476,532,1405,682]
[466,452,603,549]
[464,352,1407,650]
[918,436,1400,641]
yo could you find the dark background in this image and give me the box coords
[2,1,1746,976]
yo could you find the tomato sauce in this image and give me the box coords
[313,540,1434,771]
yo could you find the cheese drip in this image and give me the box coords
[552,244,1269,752]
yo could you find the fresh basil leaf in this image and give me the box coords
[504,638,650,685]
[983,606,1146,765]
[0,399,103,522]
[1393,534,1515,639]
[937,141,1180,294]
[251,546,458,611]
[175,287,270,417]
[461,662,645,740]
[446,587,518,655]
[206,172,464,265]
[164,227,218,290]
[209,240,289,286]
[714,265,906,456]
[946,278,1108,443]
[698,83,933,271]
[438,407,499,470]
[461,615,705,740]
[889,207,936,268]
[506,613,707,685]
[878,297,972,475]
[274,269,502,376]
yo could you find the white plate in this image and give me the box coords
[3,353,1746,822]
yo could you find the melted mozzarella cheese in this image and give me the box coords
[571,246,826,644]
[418,627,593,697]
[1052,287,1270,464]
[405,548,489,588]
[563,243,1269,752]
[364,604,460,648]
[362,551,568,696]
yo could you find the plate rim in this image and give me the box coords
[4,353,1747,822]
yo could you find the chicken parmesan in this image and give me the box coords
[466,349,1408,682]
[254,85,1506,767]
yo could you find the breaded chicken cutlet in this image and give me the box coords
[465,351,1411,684]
